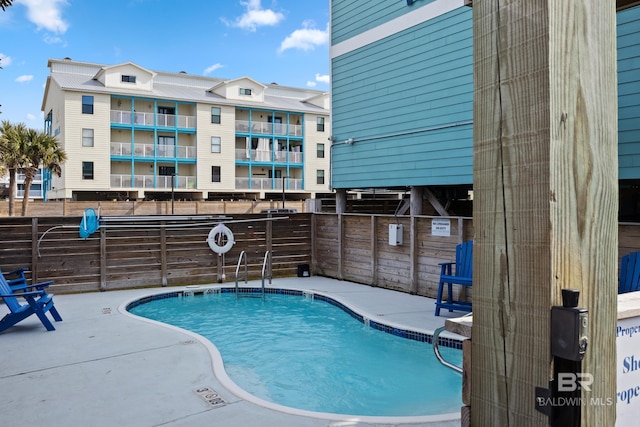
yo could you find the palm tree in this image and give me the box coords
[0,121,27,216]
[0,1,13,12]
[21,128,66,216]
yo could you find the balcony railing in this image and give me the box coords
[110,110,196,128]
[234,149,302,163]
[235,177,303,190]
[111,142,196,159]
[17,189,43,198]
[16,173,43,182]
[235,120,302,136]
[110,174,196,189]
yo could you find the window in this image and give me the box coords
[211,107,221,124]
[317,169,325,185]
[211,136,221,153]
[317,117,325,132]
[82,128,94,147]
[82,162,94,180]
[239,88,252,95]
[82,95,94,114]
[121,75,136,83]
[159,166,175,176]
[317,143,325,158]
[211,166,221,182]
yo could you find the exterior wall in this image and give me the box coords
[330,1,473,189]
[61,92,112,192]
[618,6,640,180]
[195,103,236,190]
[303,113,331,194]
[330,1,640,191]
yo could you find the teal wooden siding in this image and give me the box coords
[618,6,640,180]
[331,3,640,190]
[331,0,439,45]
[331,6,474,189]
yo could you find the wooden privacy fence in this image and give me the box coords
[313,213,475,297]
[1,213,638,298]
[0,214,312,294]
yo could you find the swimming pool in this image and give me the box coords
[127,287,463,419]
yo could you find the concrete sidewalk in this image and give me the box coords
[1,277,464,427]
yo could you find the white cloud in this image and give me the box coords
[16,75,34,83]
[16,0,69,33]
[306,81,317,88]
[0,53,12,67]
[225,0,284,32]
[315,73,330,84]
[278,21,328,53]
[26,113,36,121]
[204,63,224,75]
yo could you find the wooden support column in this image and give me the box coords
[336,189,347,213]
[410,186,423,215]
[472,1,617,426]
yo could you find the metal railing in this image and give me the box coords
[110,174,196,189]
[261,251,272,301]
[235,120,302,137]
[234,149,302,163]
[110,110,196,128]
[110,142,195,159]
[235,250,248,299]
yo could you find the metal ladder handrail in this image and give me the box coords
[260,251,272,301]
[432,325,464,374]
[235,250,248,298]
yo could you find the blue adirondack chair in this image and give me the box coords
[619,251,640,294]
[0,270,62,333]
[3,267,54,294]
[435,241,473,316]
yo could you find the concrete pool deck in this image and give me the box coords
[1,276,466,427]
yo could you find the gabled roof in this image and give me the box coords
[208,76,267,93]
[93,62,156,81]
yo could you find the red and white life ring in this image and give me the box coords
[207,224,234,254]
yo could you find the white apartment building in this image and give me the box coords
[41,58,331,202]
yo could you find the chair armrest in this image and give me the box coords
[10,281,53,292]
[0,290,46,298]
[3,267,29,280]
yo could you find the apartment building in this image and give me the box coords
[41,58,331,202]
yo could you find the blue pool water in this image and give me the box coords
[128,290,462,417]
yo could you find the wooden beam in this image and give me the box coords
[472,0,618,425]
[466,0,640,11]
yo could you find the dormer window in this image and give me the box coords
[121,75,136,83]
[239,88,252,95]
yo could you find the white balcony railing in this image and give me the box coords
[235,177,303,190]
[110,174,196,189]
[235,120,302,136]
[110,110,196,128]
[111,142,195,159]
[234,149,302,163]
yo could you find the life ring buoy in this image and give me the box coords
[207,224,234,254]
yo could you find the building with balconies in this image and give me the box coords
[41,58,331,202]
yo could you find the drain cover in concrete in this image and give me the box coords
[194,387,227,408]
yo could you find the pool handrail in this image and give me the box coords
[432,326,463,374]
[261,251,272,301]
[235,250,248,298]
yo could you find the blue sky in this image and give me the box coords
[0,0,330,129]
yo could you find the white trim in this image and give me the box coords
[331,0,465,58]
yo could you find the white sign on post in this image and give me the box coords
[431,219,451,236]
[617,316,640,425]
